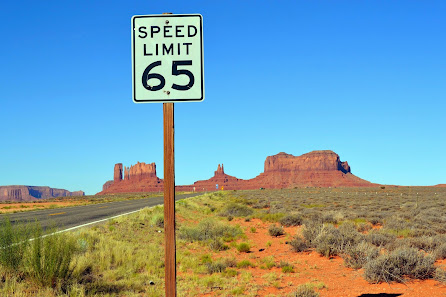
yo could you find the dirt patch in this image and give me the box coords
[197,217,446,296]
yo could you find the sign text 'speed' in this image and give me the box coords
[138,25,198,56]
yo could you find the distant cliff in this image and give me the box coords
[0,186,85,202]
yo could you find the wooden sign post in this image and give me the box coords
[131,13,204,297]
[163,102,176,296]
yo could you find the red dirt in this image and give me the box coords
[196,218,446,297]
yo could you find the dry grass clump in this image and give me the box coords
[290,283,320,297]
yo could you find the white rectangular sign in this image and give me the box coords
[132,14,204,103]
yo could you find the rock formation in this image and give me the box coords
[98,150,378,195]
[114,163,123,182]
[99,161,163,194]
[0,186,85,202]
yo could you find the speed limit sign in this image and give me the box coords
[132,14,204,103]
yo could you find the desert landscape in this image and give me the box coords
[2,1,445,296]
[0,187,445,296]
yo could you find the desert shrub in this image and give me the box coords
[220,203,253,217]
[260,256,276,269]
[357,222,372,232]
[408,235,445,252]
[434,267,446,283]
[280,214,303,226]
[236,260,254,268]
[314,225,341,257]
[290,236,309,252]
[281,265,294,273]
[369,217,383,225]
[364,247,435,283]
[0,217,31,270]
[252,201,269,209]
[434,243,446,260]
[151,214,164,228]
[314,223,362,258]
[341,241,379,269]
[279,260,294,273]
[236,242,250,253]
[179,218,242,243]
[290,283,319,297]
[205,257,236,274]
[25,228,78,287]
[268,224,285,237]
[365,230,396,247]
[301,221,324,246]
[383,218,412,237]
[385,238,411,251]
[321,212,337,224]
[209,238,229,251]
[206,261,227,274]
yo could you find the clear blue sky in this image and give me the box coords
[1,1,445,195]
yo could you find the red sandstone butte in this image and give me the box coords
[100,161,163,194]
[97,150,378,195]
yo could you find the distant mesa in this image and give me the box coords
[435,184,446,187]
[98,150,377,195]
[0,186,84,202]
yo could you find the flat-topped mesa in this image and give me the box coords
[0,186,84,201]
[264,150,351,174]
[114,163,123,182]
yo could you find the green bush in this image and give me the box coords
[151,214,164,228]
[290,283,319,297]
[279,214,303,227]
[209,238,229,251]
[364,247,435,283]
[0,217,31,270]
[279,261,294,273]
[290,236,308,252]
[237,242,250,253]
[206,262,227,274]
[25,227,78,287]
[179,218,242,243]
[220,203,253,217]
[236,260,254,268]
[268,224,285,237]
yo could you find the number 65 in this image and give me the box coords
[142,60,195,91]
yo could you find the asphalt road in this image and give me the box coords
[1,193,202,231]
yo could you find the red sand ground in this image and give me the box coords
[194,218,446,297]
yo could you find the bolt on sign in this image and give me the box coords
[132,14,204,103]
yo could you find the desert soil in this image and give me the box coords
[197,217,446,297]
